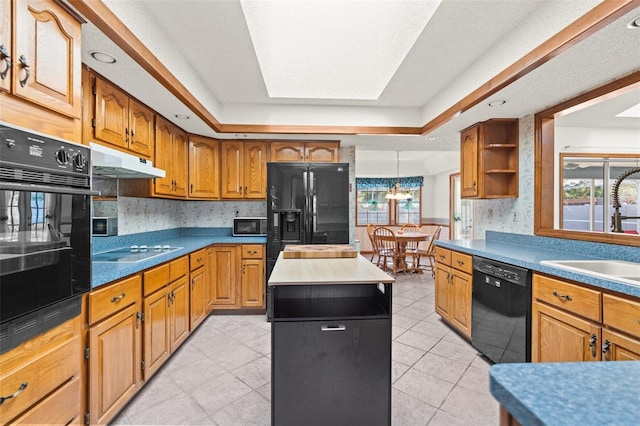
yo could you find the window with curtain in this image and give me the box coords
[356,177,423,226]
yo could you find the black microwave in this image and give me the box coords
[233,217,267,236]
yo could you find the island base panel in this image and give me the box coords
[272,318,391,426]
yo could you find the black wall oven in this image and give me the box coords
[0,124,98,353]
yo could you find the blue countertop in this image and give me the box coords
[435,231,640,298]
[91,228,266,288]
[490,361,640,425]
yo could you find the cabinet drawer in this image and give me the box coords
[144,263,170,296]
[451,251,472,274]
[0,335,80,423]
[242,244,264,259]
[434,247,451,266]
[190,249,207,270]
[11,376,80,425]
[603,293,640,338]
[170,256,189,282]
[533,274,601,322]
[89,275,142,324]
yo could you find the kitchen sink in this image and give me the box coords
[540,260,640,287]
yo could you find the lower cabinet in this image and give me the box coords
[142,256,190,381]
[190,249,208,329]
[532,273,640,363]
[0,317,82,425]
[211,244,266,310]
[87,274,143,425]
[434,247,472,339]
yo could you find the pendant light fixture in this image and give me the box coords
[385,152,412,200]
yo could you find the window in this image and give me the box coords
[356,177,423,226]
[561,155,639,234]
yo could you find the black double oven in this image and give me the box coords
[0,124,98,353]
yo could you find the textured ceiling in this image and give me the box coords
[77,0,640,167]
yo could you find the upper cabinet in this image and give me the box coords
[91,75,155,159]
[270,141,340,162]
[460,119,518,199]
[154,116,188,198]
[0,0,83,140]
[189,135,220,199]
[220,141,267,199]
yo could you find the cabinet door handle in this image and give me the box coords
[111,292,126,302]
[472,181,477,191]
[321,325,346,332]
[191,278,196,289]
[589,333,598,358]
[131,130,135,142]
[18,55,30,87]
[602,339,611,361]
[0,382,28,406]
[0,45,10,80]
[552,291,572,301]
[125,128,129,142]
[242,264,246,273]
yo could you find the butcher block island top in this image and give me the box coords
[269,251,394,286]
[283,244,357,258]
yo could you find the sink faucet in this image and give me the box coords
[611,167,640,233]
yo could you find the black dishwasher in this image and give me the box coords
[472,257,531,364]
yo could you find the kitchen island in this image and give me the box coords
[268,252,395,426]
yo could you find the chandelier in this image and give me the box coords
[385,152,412,200]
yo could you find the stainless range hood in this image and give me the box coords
[90,142,166,179]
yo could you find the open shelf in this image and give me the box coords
[270,283,390,321]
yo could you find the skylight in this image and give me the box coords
[240,0,442,100]
[616,102,640,118]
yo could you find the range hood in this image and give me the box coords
[90,142,166,179]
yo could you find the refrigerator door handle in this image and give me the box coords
[302,170,309,243]
[308,171,315,234]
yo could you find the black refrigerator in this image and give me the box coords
[267,162,350,278]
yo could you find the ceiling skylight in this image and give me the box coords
[240,0,442,100]
[616,102,640,118]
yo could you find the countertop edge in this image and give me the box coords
[435,239,640,298]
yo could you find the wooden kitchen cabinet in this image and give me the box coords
[532,273,640,364]
[154,116,188,198]
[87,274,143,425]
[189,135,220,199]
[220,141,267,199]
[210,244,266,310]
[0,0,83,141]
[92,76,155,159]
[434,247,472,339]
[0,316,82,425]
[210,245,240,307]
[460,119,518,199]
[189,249,208,329]
[142,257,190,381]
[270,141,340,162]
[241,244,266,308]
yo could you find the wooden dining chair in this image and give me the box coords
[372,226,400,275]
[419,226,442,277]
[400,223,421,270]
[367,223,379,263]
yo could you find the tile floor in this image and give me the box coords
[112,272,499,425]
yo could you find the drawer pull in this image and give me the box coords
[457,260,465,266]
[111,292,126,302]
[0,382,28,406]
[589,333,598,358]
[552,291,572,301]
[321,325,346,332]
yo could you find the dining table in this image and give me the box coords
[377,231,431,273]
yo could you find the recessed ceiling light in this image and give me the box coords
[90,51,116,64]
[174,114,190,119]
[488,99,506,107]
[627,15,640,29]
[427,136,439,141]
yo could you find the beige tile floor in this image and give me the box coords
[112,272,498,425]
